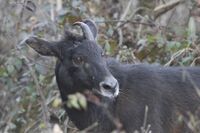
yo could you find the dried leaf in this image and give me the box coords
[52,98,62,108]
[25,1,36,13]
[53,124,63,133]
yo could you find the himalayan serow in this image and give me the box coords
[25,19,200,133]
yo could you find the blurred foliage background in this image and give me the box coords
[0,0,200,133]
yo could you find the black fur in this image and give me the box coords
[26,21,200,133]
[57,54,200,133]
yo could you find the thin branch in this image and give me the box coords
[116,6,153,29]
[79,122,98,133]
[191,56,200,66]
[154,0,181,19]
[184,69,200,97]
[141,106,152,133]
[136,17,146,40]
[85,97,123,132]
[22,55,51,130]
[165,48,194,66]
[116,0,133,46]
[24,119,40,133]
[165,7,177,28]
[117,0,134,27]
[95,20,156,28]
[117,28,123,46]
[50,0,55,22]
[3,114,14,133]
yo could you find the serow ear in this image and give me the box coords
[25,36,58,57]
[83,19,98,40]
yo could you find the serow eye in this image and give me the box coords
[72,56,84,66]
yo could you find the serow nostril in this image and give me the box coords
[99,77,119,98]
[102,84,112,90]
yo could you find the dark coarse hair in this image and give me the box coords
[25,19,200,133]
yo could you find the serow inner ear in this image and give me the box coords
[25,36,59,57]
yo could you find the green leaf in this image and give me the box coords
[181,56,193,65]
[8,122,17,130]
[67,93,87,110]
[26,86,34,94]
[147,35,156,44]
[13,58,22,71]
[7,64,15,74]
[39,122,46,129]
[77,93,87,110]
[39,74,45,82]
[0,66,7,77]
[67,94,80,110]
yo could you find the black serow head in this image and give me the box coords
[26,20,119,99]
[25,20,120,131]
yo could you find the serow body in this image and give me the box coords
[25,19,200,133]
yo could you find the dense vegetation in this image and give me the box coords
[0,0,200,132]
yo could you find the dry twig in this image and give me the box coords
[165,48,194,66]
[22,54,51,131]
[154,0,181,19]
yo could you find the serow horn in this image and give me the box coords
[83,19,98,40]
[73,21,95,41]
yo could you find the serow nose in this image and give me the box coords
[99,76,119,98]
[101,82,117,93]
